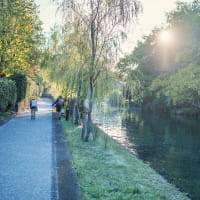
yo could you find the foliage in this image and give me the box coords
[125,69,146,106]
[0,0,43,76]
[0,78,17,112]
[0,0,44,113]
[117,0,200,114]
[50,0,142,140]
[26,79,43,99]
[165,64,200,107]
[10,74,27,102]
[62,120,190,200]
[41,24,89,97]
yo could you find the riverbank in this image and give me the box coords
[62,120,190,200]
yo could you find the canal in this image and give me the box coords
[93,110,200,200]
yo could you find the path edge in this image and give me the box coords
[52,112,82,200]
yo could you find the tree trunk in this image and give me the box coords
[74,70,82,125]
[84,80,93,141]
[81,110,88,140]
[82,3,96,141]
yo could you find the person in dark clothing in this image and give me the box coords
[52,96,64,119]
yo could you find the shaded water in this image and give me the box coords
[93,110,200,200]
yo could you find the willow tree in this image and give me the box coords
[57,22,90,124]
[54,0,141,141]
[64,22,90,124]
[41,22,91,125]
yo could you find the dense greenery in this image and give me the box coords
[0,0,43,76]
[0,79,17,112]
[10,74,27,102]
[62,120,189,200]
[0,0,44,114]
[41,24,89,98]
[117,0,200,115]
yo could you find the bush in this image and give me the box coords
[10,74,27,102]
[0,79,17,112]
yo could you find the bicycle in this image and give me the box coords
[30,98,38,120]
[31,107,37,120]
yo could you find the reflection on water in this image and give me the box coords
[93,110,200,200]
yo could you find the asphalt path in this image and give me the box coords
[0,98,56,200]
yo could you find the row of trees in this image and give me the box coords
[0,0,44,113]
[117,0,200,115]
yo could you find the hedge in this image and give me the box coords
[0,79,17,112]
[0,73,44,113]
[10,74,27,102]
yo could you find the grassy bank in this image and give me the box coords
[62,120,190,200]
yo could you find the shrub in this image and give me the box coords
[7,80,17,110]
[0,79,17,112]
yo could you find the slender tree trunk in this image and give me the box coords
[83,7,96,141]
[81,110,88,140]
[74,70,82,125]
[84,79,93,141]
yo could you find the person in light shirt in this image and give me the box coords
[30,98,38,119]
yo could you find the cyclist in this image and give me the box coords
[52,96,64,120]
[30,98,38,119]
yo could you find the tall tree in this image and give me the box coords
[54,0,142,141]
[0,0,43,76]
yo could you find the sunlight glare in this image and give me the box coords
[159,30,173,45]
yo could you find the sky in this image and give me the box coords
[139,0,181,34]
[35,0,63,34]
[35,0,192,50]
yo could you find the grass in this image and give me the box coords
[0,111,12,122]
[62,120,190,200]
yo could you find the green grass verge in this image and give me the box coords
[62,120,190,200]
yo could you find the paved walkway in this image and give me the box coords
[0,98,81,200]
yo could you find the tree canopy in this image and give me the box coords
[117,0,200,115]
[0,0,43,76]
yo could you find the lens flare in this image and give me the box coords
[159,30,173,44]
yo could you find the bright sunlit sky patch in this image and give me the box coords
[35,0,192,50]
[139,0,185,35]
[35,0,63,34]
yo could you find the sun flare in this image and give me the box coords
[159,30,173,44]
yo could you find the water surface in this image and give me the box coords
[94,110,200,200]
